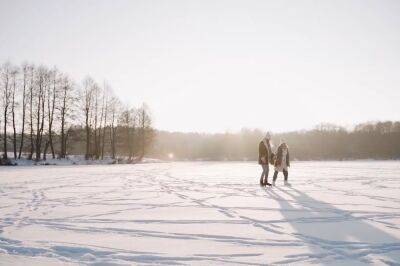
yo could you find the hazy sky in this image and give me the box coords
[1,0,399,133]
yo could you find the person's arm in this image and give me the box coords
[267,141,274,161]
[259,142,267,163]
[266,141,272,154]
[286,151,290,167]
[275,147,281,166]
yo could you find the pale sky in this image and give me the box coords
[1,0,399,133]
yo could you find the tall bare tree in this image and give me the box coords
[119,106,131,159]
[28,65,35,159]
[34,66,47,161]
[45,68,58,159]
[18,64,29,159]
[137,104,153,159]
[82,77,95,159]
[97,85,105,159]
[129,108,138,160]
[109,95,120,159]
[92,84,102,159]
[100,82,109,159]
[1,63,12,159]
[10,67,19,159]
[59,76,74,158]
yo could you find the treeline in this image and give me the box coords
[0,61,153,164]
[149,122,400,161]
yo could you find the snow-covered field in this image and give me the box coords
[6,155,163,166]
[0,161,399,265]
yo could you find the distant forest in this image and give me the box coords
[0,61,154,164]
[149,122,400,161]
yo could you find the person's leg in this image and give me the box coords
[260,165,266,185]
[264,164,270,185]
[283,169,288,181]
[273,170,278,182]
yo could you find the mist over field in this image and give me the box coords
[150,122,400,161]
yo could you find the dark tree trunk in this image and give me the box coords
[127,126,131,160]
[29,82,34,160]
[48,75,57,159]
[101,125,106,159]
[43,139,49,160]
[131,126,136,159]
[85,108,91,160]
[11,74,17,159]
[3,108,7,159]
[59,81,68,159]
[18,71,27,159]
[3,72,9,160]
[35,78,45,161]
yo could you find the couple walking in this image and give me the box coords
[258,133,290,186]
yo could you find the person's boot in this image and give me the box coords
[272,180,276,186]
[284,180,291,186]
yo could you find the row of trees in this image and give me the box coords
[149,121,400,161]
[0,61,153,163]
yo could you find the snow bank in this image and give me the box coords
[4,155,164,166]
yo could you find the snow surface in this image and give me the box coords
[0,161,399,265]
[7,155,163,166]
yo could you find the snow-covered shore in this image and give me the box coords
[0,161,399,265]
[1,155,164,166]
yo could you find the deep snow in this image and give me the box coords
[0,161,399,265]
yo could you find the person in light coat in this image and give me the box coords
[272,142,290,186]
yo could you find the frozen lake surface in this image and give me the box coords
[0,161,400,265]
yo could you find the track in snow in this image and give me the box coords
[0,161,400,265]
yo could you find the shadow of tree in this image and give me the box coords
[264,187,400,265]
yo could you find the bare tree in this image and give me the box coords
[137,103,153,159]
[1,63,12,159]
[92,84,102,159]
[18,64,29,159]
[129,108,138,160]
[28,65,35,159]
[34,66,47,161]
[119,106,131,159]
[45,68,58,159]
[100,82,109,159]
[108,95,120,159]
[97,85,105,159]
[59,76,74,158]
[82,77,95,159]
[10,67,19,159]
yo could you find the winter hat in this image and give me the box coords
[280,141,288,149]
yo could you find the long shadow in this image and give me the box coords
[264,187,400,265]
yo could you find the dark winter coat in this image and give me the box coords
[274,145,290,167]
[258,141,270,165]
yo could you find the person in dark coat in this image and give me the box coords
[272,142,290,186]
[259,133,273,186]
